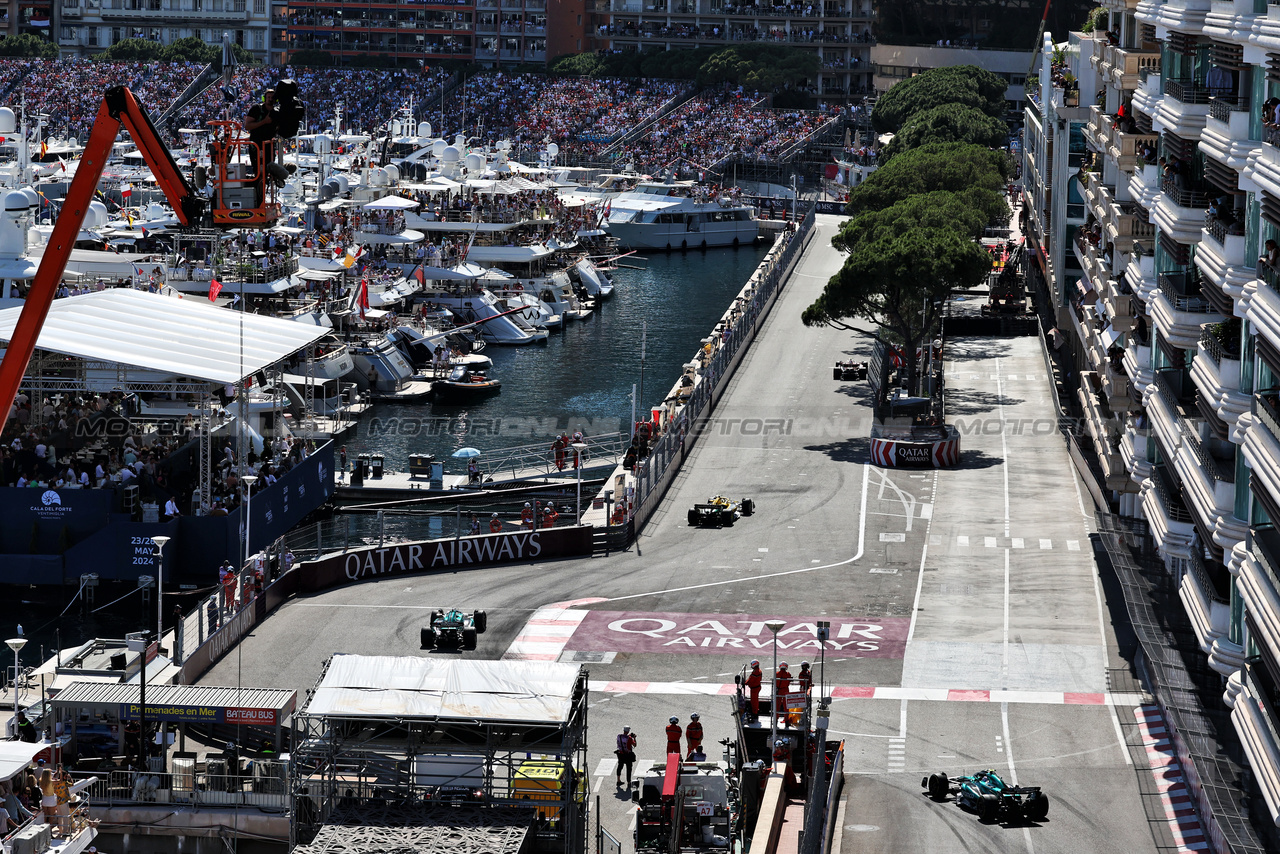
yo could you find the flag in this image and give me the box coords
[358,277,369,320]
[39,141,47,159]
[331,243,343,260]
[413,264,425,285]
[209,279,222,302]
[57,158,66,173]
[121,183,133,201]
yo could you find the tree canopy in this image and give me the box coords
[804,143,1009,394]
[0,33,58,59]
[548,44,818,90]
[881,103,1009,160]
[871,65,1007,133]
[846,142,1009,214]
[93,37,256,64]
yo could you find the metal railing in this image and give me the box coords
[1205,218,1231,247]
[1180,419,1234,485]
[1152,463,1195,524]
[1254,390,1280,448]
[1154,368,1191,415]
[1164,79,1211,105]
[70,764,287,809]
[1160,176,1213,210]
[1158,272,1213,313]
[1187,547,1230,604]
[1251,525,1280,602]
[1209,94,1249,123]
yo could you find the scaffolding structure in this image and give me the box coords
[290,656,590,854]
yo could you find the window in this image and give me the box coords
[169,27,179,41]
[254,0,264,13]
[254,29,264,48]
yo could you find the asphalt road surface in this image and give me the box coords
[203,216,1174,853]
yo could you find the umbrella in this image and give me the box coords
[452,447,482,458]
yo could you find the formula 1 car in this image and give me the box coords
[688,495,755,527]
[421,608,487,650]
[833,360,868,380]
[922,769,1049,823]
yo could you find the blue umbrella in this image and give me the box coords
[452,447,482,458]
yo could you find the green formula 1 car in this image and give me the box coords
[688,495,755,527]
[923,769,1049,823]
[421,608,487,650]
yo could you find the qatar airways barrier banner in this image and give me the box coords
[565,611,909,658]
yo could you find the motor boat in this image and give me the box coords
[603,180,758,250]
[432,364,502,401]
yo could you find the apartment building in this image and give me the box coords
[599,0,875,100]
[56,0,273,60]
[1023,1,1280,846]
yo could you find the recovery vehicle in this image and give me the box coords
[633,754,737,851]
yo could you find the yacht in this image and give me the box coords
[603,180,758,250]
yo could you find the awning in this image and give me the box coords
[1100,325,1122,350]
[0,741,46,782]
[303,655,580,724]
[1075,279,1098,305]
[363,196,419,210]
[298,269,341,282]
[0,289,326,384]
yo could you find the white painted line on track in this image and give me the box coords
[602,462,870,604]
[996,357,1011,537]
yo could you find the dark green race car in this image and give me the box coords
[421,608,487,650]
[923,769,1049,823]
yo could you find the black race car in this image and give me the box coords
[421,608,487,650]
[923,769,1049,823]
[688,495,755,527]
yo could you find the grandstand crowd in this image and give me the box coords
[0,59,839,169]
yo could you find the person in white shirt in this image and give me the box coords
[164,497,179,519]
[120,466,136,483]
[94,462,106,483]
[34,443,46,459]
[79,470,89,487]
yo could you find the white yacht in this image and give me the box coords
[603,180,758,250]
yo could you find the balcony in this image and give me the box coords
[1164,78,1211,105]
[1209,93,1249,124]
[1123,339,1154,389]
[1103,280,1138,332]
[1122,420,1154,485]
[1144,463,1197,562]
[1179,545,1231,658]
[1154,175,1210,244]
[1112,129,1158,173]
[1244,392,1280,532]
[1175,413,1245,548]
[100,2,248,18]
[1234,658,1280,826]
[1151,272,1223,349]
[1104,44,1160,90]
[1079,372,1131,490]
[1192,326,1250,434]
[1086,104,1114,153]
[1104,199,1155,252]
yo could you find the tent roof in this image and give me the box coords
[0,289,326,384]
[0,741,47,783]
[52,680,298,715]
[303,655,581,724]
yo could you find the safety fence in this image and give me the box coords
[629,204,817,533]
[70,762,288,810]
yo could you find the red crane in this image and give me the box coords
[0,85,282,421]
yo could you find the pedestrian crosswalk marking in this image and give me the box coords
[1040,539,1052,549]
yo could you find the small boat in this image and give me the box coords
[434,364,502,401]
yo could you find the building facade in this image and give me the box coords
[56,0,272,60]
[598,0,875,100]
[1024,1,1280,846]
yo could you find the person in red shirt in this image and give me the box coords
[520,502,534,529]
[488,513,502,533]
[685,713,703,758]
[665,716,682,754]
[542,505,559,528]
[774,662,792,720]
[745,660,763,719]
[798,661,813,695]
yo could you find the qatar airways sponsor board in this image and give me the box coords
[566,611,908,657]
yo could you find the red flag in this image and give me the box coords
[413,264,425,285]
[358,277,369,319]
[208,278,222,302]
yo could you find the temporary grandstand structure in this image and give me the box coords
[291,655,589,854]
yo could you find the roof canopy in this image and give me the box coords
[0,741,47,782]
[303,655,581,724]
[52,681,298,719]
[0,289,326,385]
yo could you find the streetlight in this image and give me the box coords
[764,619,785,751]
[241,475,259,569]
[5,637,26,725]
[151,536,170,655]
[571,441,588,524]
